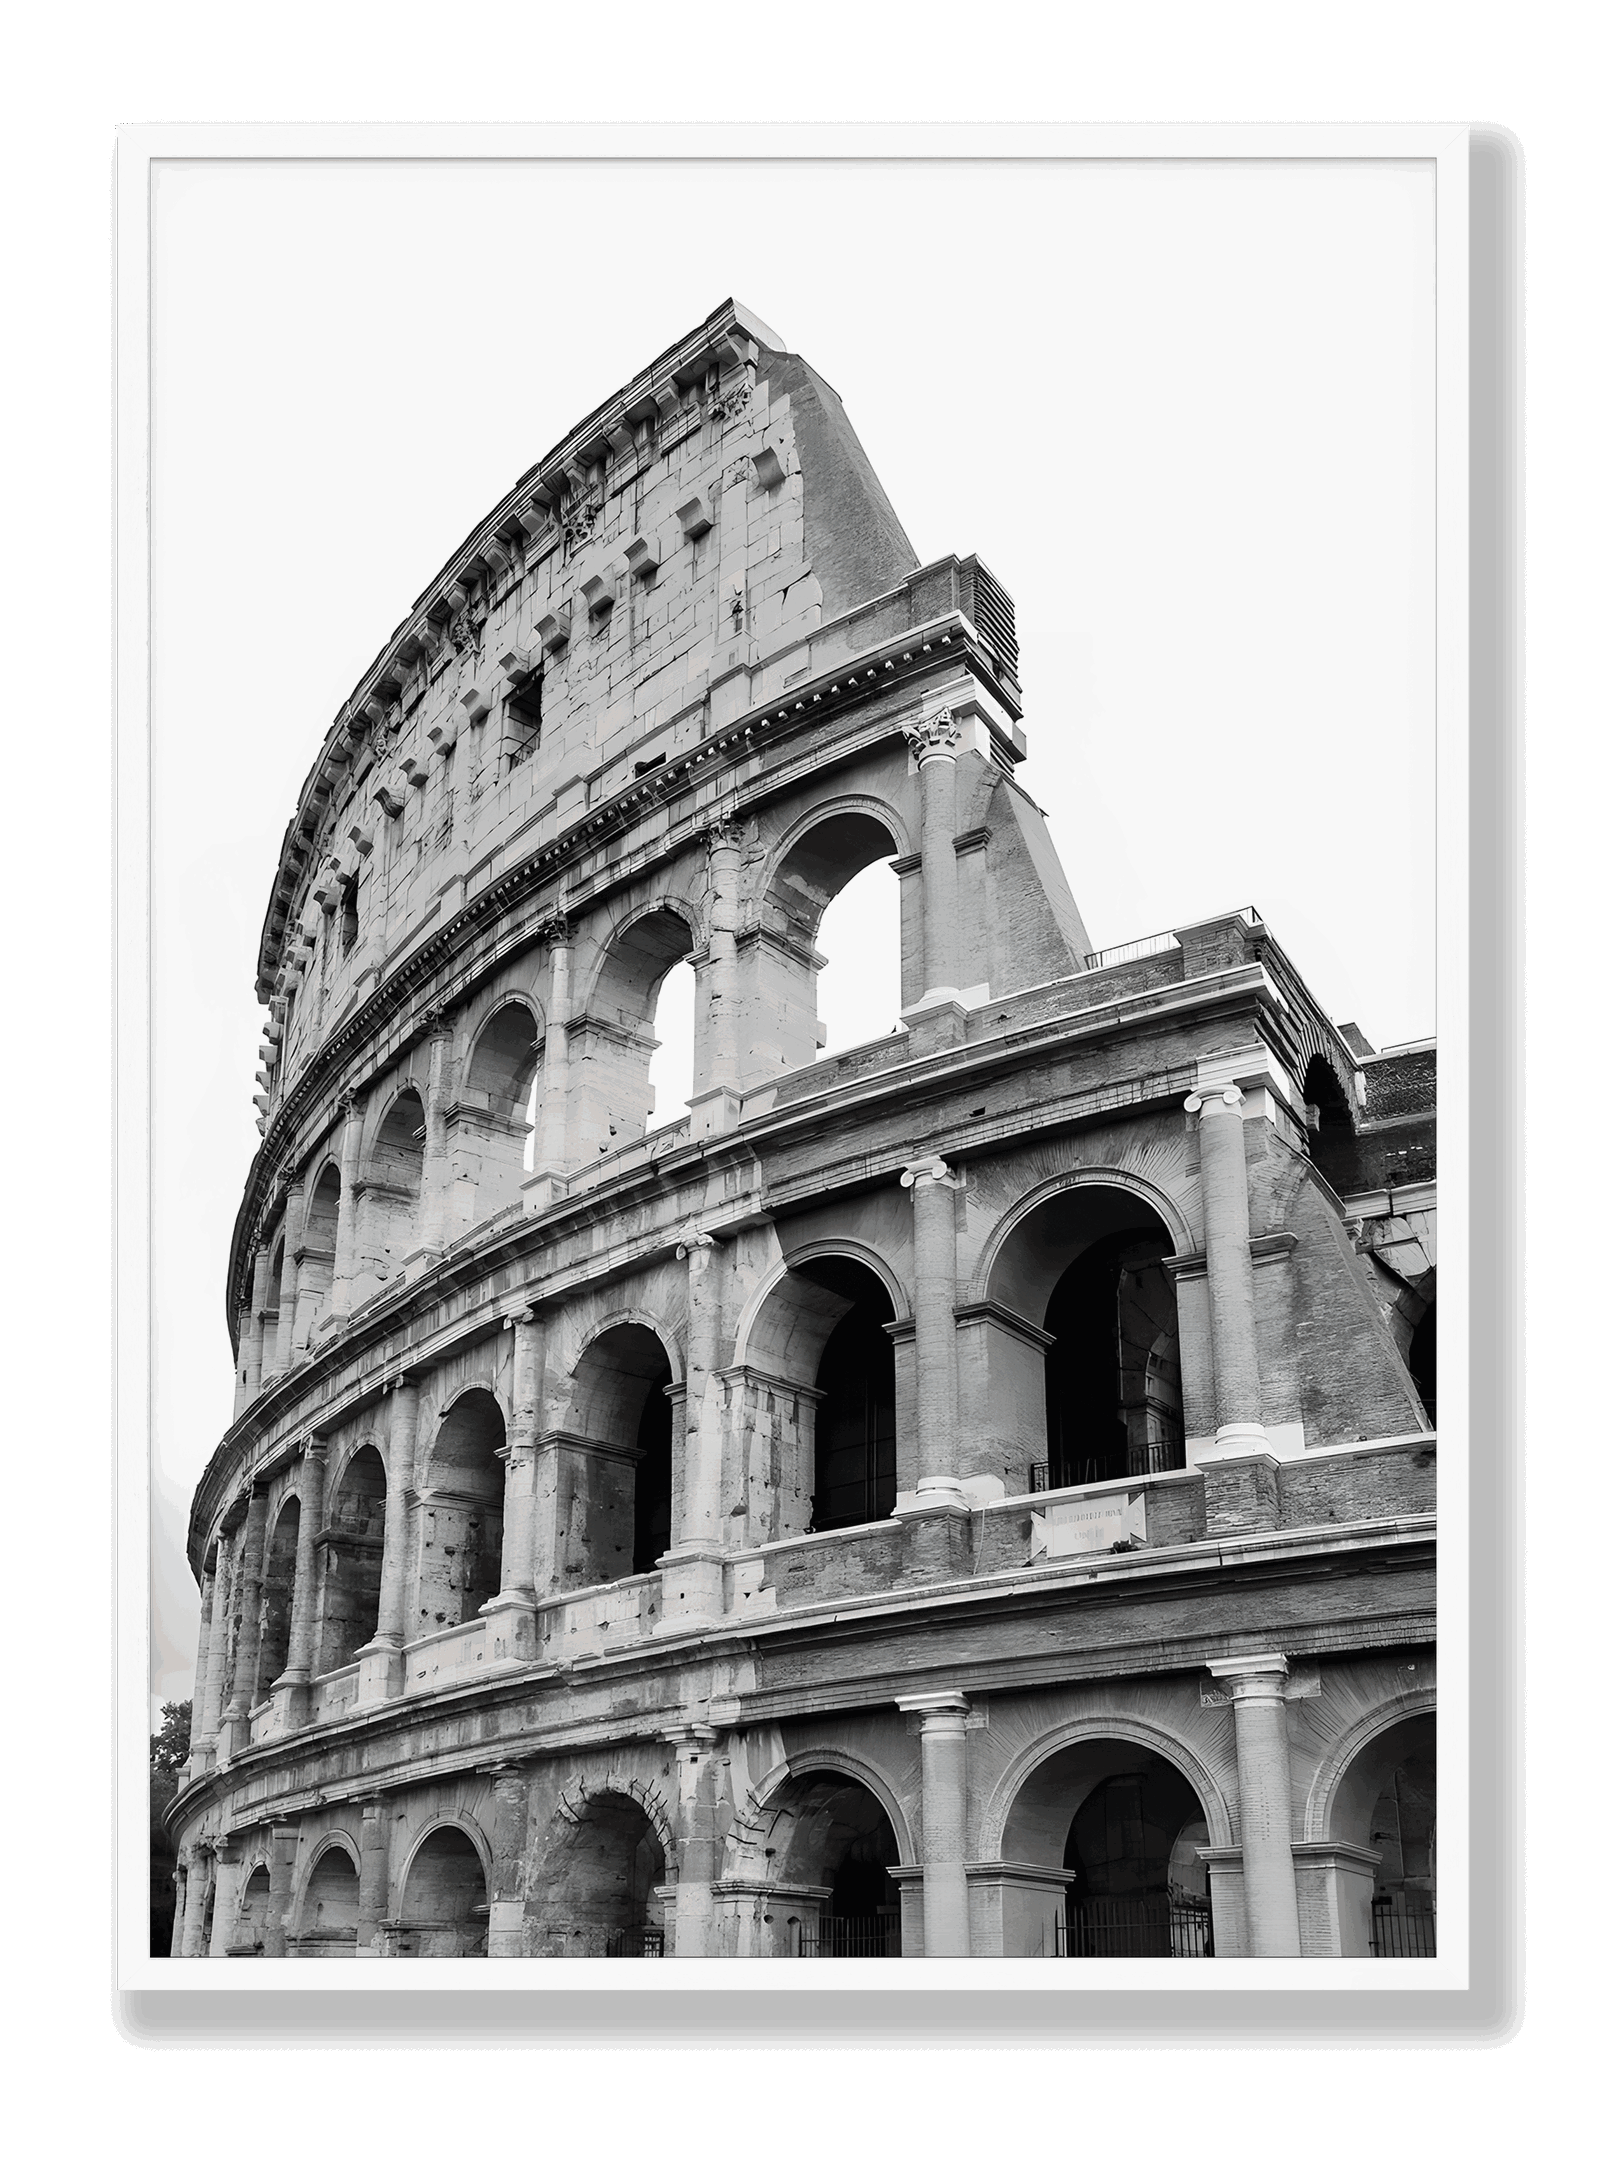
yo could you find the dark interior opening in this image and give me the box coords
[1043,1230,1183,1487]
[800,1258,897,1532]
[1407,1300,1437,1428]
[631,1376,674,1576]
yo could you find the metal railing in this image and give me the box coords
[605,1926,665,1957]
[1054,1896,1213,1959]
[799,1916,902,1959]
[1370,1900,1435,1957]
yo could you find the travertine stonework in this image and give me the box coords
[167,302,1437,1961]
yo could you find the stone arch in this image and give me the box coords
[743,1747,918,1872]
[732,1244,904,1537]
[747,800,909,1079]
[415,1387,506,1629]
[744,1753,911,1957]
[970,1166,1195,1308]
[1303,1684,1439,1845]
[354,1084,425,1300]
[317,1438,387,1671]
[1304,1053,1360,1191]
[525,1780,676,1957]
[978,1714,1234,1860]
[231,1859,273,1956]
[457,996,544,1224]
[292,1834,361,1954]
[568,903,699,1162]
[391,1816,491,1959]
[256,1491,302,1691]
[970,1169,1191,1492]
[293,1160,342,1346]
[560,1319,678,1584]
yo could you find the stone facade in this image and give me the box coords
[166,300,1438,1963]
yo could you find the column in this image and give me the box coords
[358,1377,419,1700]
[325,1095,366,1325]
[903,710,962,1005]
[524,915,571,1210]
[194,1534,234,1766]
[657,1232,726,1628]
[219,1484,269,1750]
[182,1569,217,1782]
[274,1173,307,1371]
[483,1319,546,1665]
[275,1440,328,1723]
[263,1820,298,1959]
[1209,1654,1302,1956]
[179,1846,215,1957]
[208,1838,245,1957]
[1183,1079,1268,1455]
[690,818,743,1133]
[243,1246,271,1400]
[414,1009,455,1259]
[900,1692,972,1955]
[486,1763,532,1957]
[665,1726,720,1957]
[899,1155,963,1496]
[355,1798,391,1954]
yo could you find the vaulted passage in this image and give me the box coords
[803,1260,897,1532]
[526,1793,668,1957]
[988,1184,1184,1490]
[317,1443,387,1671]
[769,1771,902,1958]
[230,1866,272,1958]
[294,1846,359,1957]
[1330,1711,1436,1956]
[563,1323,675,1585]
[392,1827,488,1958]
[256,1497,300,1692]
[1001,1738,1213,1958]
[417,1391,505,1629]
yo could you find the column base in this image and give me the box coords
[353,1638,407,1704]
[1189,1421,1273,1463]
[521,1170,569,1216]
[476,1593,541,1665]
[894,1484,973,1583]
[270,1674,313,1731]
[654,1546,726,1632]
[686,1084,743,1138]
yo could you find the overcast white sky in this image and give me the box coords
[149,155,1435,1713]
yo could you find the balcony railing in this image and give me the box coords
[1370,1899,1435,1957]
[1053,1896,1213,1958]
[799,1916,902,1958]
[605,1927,665,1958]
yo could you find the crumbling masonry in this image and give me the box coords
[166,301,1438,1961]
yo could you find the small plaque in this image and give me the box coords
[1030,1489,1147,1562]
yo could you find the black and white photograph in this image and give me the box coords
[137,143,1457,1980]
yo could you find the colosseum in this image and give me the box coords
[164,298,1438,1963]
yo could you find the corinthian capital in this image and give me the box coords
[902,709,961,763]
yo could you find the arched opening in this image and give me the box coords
[230,1865,271,1957]
[574,909,696,1161]
[393,1827,488,1958]
[802,1260,898,1531]
[1329,1710,1436,1956]
[988,1183,1184,1491]
[647,958,696,1132]
[296,1165,341,1342]
[758,811,903,1077]
[526,1792,669,1957]
[294,1845,359,1957]
[769,1771,902,1958]
[1407,1299,1437,1428]
[814,857,903,1060]
[317,1443,387,1671]
[360,1089,425,1292]
[417,1390,505,1629]
[1000,1737,1214,1957]
[264,1234,285,1363]
[1304,1054,1360,1192]
[256,1496,301,1693]
[462,1002,541,1209]
[563,1324,675,1585]
[735,1251,902,1541]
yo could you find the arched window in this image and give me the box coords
[757,812,903,1077]
[574,909,695,1160]
[1304,1054,1360,1191]
[804,1260,897,1531]
[461,1002,541,1217]
[646,959,696,1132]
[814,856,902,1059]
[356,1089,424,1300]
[765,1771,902,1959]
[318,1444,387,1672]
[563,1324,676,1586]
[1329,1711,1436,1956]
[296,1165,341,1343]
[1406,1299,1436,1428]
[256,1497,300,1692]
[417,1391,505,1629]
[295,1846,359,1957]
[393,1827,488,1958]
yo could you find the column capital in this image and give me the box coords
[535,911,572,946]
[1207,1652,1291,1698]
[897,1690,971,1721]
[702,812,741,854]
[1185,1081,1245,1116]
[899,1153,957,1191]
[675,1223,720,1258]
[902,709,961,765]
[661,1722,719,1750]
